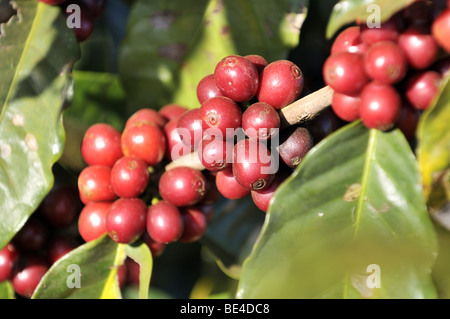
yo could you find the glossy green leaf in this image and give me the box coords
[0,281,14,299]
[417,76,450,199]
[326,0,415,38]
[124,240,153,299]
[61,71,127,172]
[32,235,124,299]
[237,122,438,299]
[119,0,307,110]
[0,1,79,249]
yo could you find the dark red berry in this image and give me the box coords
[331,26,368,55]
[78,201,112,242]
[323,51,368,94]
[111,156,149,198]
[360,16,401,45]
[46,235,80,265]
[244,54,269,72]
[121,121,166,167]
[79,0,106,18]
[13,217,48,252]
[105,198,147,244]
[146,200,183,244]
[277,127,313,168]
[232,139,277,191]
[158,104,188,121]
[178,206,208,243]
[364,41,407,85]
[396,102,420,141]
[164,118,192,161]
[199,171,222,206]
[305,109,341,143]
[177,108,204,150]
[69,8,95,42]
[432,8,450,53]
[360,81,401,130]
[197,134,233,172]
[125,108,167,129]
[331,91,361,122]
[38,0,66,5]
[405,70,441,110]
[242,102,280,140]
[0,243,18,282]
[200,96,242,140]
[398,26,439,70]
[78,165,116,204]
[158,167,206,207]
[251,173,287,213]
[81,123,123,167]
[215,167,250,200]
[11,255,48,298]
[197,74,223,105]
[214,55,259,102]
[257,60,304,109]
[141,232,166,258]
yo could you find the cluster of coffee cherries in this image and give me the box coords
[323,0,450,136]
[76,54,318,257]
[38,0,107,42]
[0,183,83,298]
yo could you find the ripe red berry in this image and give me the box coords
[405,70,441,110]
[178,206,208,243]
[125,108,167,129]
[78,165,116,203]
[38,184,81,228]
[163,118,192,161]
[244,54,269,72]
[200,96,242,140]
[146,201,184,244]
[105,198,148,244]
[251,172,287,213]
[323,51,368,94]
[197,135,233,172]
[360,17,401,45]
[0,243,18,282]
[432,8,450,53]
[242,102,280,140]
[11,255,48,298]
[277,127,314,168]
[364,41,407,85]
[215,167,250,200]
[111,156,150,198]
[141,232,166,258]
[331,26,369,55]
[214,55,259,102]
[121,121,166,167]
[177,108,204,150]
[360,81,401,130]
[158,167,206,207]
[232,139,277,190]
[331,91,361,122]
[158,104,188,121]
[257,60,305,109]
[196,74,223,105]
[397,26,439,70]
[78,201,112,242]
[81,123,123,167]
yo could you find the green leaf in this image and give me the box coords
[61,71,127,172]
[417,76,450,200]
[124,240,153,299]
[326,0,415,39]
[237,122,438,299]
[0,1,80,249]
[119,0,307,110]
[0,281,15,299]
[32,235,124,299]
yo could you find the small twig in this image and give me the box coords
[165,86,334,171]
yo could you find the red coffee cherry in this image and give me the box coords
[177,108,204,150]
[46,235,80,265]
[397,26,439,70]
[360,81,401,130]
[244,54,269,72]
[277,127,314,169]
[323,51,368,95]
[78,201,112,242]
[331,91,361,122]
[257,60,305,109]
[251,172,288,213]
[158,167,206,207]
[232,139,277,191]
[364,41,407,85]
[432,8,450,53]
[396,102,420,141]
[146,200,184,244]
[215,167,250,200]
[121,121,166,167]
[163,118,191,161]
[214,55,259,102]
[125,108,167,129]
[111,156,150,198]
[360,16,401,45]
[39,184,81,228]
[242,102,280,140]
[196,74,223,105]
[331,26,369,55]
[78,165,116,204]
[405,70,442,111]
[105,198,148,244]
[11,255,49,298]
[178,206,208,243]
[0,243,18,282]
[158,104,188,121]
[200,96,242,140]
[12,217,48,252]
[197,135,233,172]
[81,123,123,167]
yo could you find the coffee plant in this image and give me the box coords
[0,0,450,301]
